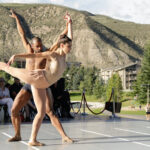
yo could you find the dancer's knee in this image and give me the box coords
[46,109,55,117]
[11,107,20,117]
[46,110,58,126]
[36,111,45,119]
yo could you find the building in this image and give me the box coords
[101,61,141,91]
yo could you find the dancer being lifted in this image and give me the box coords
[0,10,73,146]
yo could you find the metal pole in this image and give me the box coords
[83,91,85,114]
[82,89,88,116]
[112,88,116,118]
[147,85,150,104]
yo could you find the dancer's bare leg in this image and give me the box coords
[0,62,33,84]
[47,111,73,144]
[0,62,48,89]
[28,86,46,146]
[46,89,73,144]
[8,89,32,142]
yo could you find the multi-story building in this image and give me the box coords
[101,61,141,91]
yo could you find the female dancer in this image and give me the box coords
[0,13,72,146]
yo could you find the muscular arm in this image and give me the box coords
[7,51,54,66]
[15,51,51,59]
[10,10,32,53]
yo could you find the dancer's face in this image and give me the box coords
[31,41,43,53]
[61,42,72,54]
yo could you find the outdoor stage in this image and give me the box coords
[1,114,150,150]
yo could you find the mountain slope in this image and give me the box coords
[0,4,150,69]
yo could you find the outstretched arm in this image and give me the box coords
[10,10,32,53]
[7,51,52,66]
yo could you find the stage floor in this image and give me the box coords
[1,114,150,150]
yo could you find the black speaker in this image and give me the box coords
[105,102,122,113]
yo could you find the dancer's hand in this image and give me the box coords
[64,12,72,23]
[9,9,17,19]
[7,55,15,66]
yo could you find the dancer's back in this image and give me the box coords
[44,51,66,86]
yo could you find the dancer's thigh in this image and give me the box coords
[12,89,32,114]
[31,86,46,114]
[46,88,54,112]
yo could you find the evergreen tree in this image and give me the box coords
[79,67,98,95]
[106,73,122,102]
[64,64,106,98]
[63,64,77,89]
[93,77,105,99]
[63,65,85,90]
[134,43,150,104]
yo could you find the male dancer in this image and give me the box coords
[8,10,73,145]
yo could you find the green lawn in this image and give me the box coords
[70,91,146,116]
[121,99,141,107]
[120,110,145,115]
[70,91,101,102]
[71,108,145,116]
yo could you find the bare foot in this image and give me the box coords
[8,136,21,142]
[28,141,45,146]
[62,136,74,144]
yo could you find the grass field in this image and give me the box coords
[70,91,146,116]
[71,108,146,116]
[120,110,145,115]
[71,108,145,116]
[70,91,102,102]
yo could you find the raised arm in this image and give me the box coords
[48,13,73,51]
[10,10,32,53]
[49,21,68,51]
[64,13,73,40]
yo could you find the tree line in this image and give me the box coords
[63,64,123,101]
[133,43,150,104]
[1,42,149,104]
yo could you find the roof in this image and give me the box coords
[101,61,141,72]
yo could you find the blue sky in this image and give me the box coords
[0,0,150,24]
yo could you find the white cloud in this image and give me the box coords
[0,0,150,24]
[73,2,79,9]
[50,0,64,4]
[104,0,150,24]
[78,0,150,24]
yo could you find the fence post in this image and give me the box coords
[82,90,88,116]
